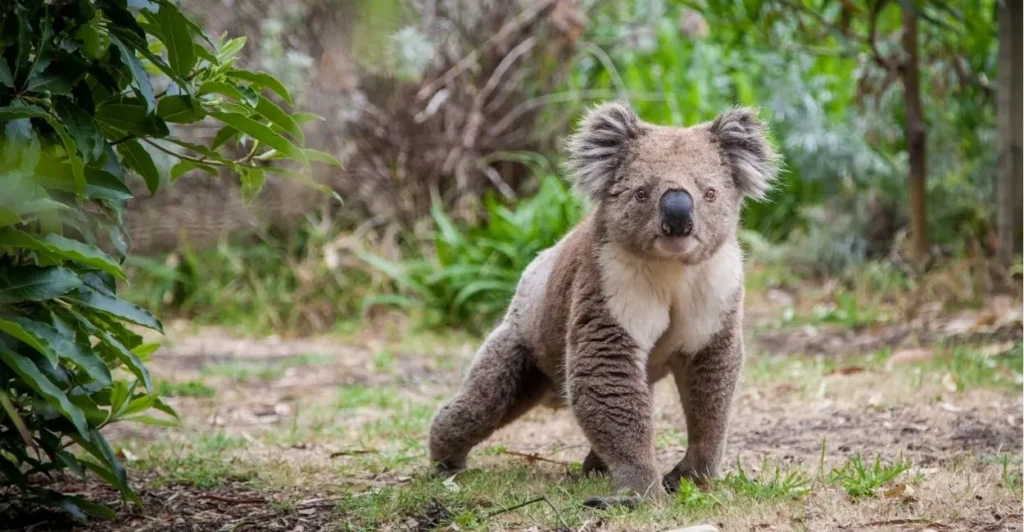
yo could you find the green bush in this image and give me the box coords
[0,0,330,520]
[361,175,584,332]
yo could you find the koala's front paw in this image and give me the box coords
[662,466,713,493]
[429,459,466,479]
[582,494,641,510]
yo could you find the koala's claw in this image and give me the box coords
[429,460,466,479]
[582,494,641,510]
[663,468,712,493]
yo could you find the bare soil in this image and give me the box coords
[4,303,1022,531]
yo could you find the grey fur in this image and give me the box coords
[427,103,781,506]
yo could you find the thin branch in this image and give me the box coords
[484,496,570,531]
[416,0,558,101]
[499,449,573,467]
[141,138,219,166]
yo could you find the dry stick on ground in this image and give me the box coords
[199,494,268,505]
[330,449,379,458]
[500,449,574,467]
[484,496,571,531]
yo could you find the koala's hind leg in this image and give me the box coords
[663,320,743,492]
[428,325,549,474]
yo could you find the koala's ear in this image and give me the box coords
[565,102,643,200]
[710,107,781,201]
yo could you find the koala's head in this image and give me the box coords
[566,102,781,264]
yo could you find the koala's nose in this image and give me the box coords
[660,189,694,237]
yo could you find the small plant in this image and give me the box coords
[673,477,718,509]
[361,174,584,331]
[828,453,911,498]
[0,0,330,519]
[721,458,811,500]
[155,379,216,398]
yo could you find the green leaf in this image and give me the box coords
[0,58,13,88]
[53,98,104,162]
[0,317,56,365]
[240,167,266,203]
[215,36,247,63]
[120,393,158,417]
[303,148,342,167]
[211,125,239,149]
[118,140,160,195]
[51,494,116,521]
[125,414,178,427]
[228,69,293,104]
[255,95,303,144]
[0,266,81,303]
[156,95,206,123]
[198,81,247,101]
[291,112,323,124]
[51,312,112,386]
[35,164,134,202]
[110,35,156,111]
[0,105,48,121]
[73,430,140,504]
[156,3,195,78]
[93,326,153,392]
[210,111,308,166]
[43,119,86,195]
[0,346,90,439]
[0,229,126,281]
[170,160,217,180]
[95,100,170,138]
[68,285,163,332]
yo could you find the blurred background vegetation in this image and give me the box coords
[123,0,1022,336]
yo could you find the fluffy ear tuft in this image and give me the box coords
[710,107,781,201]
[565,102,643,200]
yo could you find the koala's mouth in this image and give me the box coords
[656,234,700,255]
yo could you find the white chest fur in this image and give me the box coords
[599,242,744,376]
[598,244,677,352]
[651,242,744,367]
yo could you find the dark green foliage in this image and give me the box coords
[361,175,584,332]
[0,0,328,521]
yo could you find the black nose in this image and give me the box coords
[660,189,694,237]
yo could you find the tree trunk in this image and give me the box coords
[901,6,928,262]
[997,0,1023,268]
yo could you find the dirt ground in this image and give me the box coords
[4,297,1023,531]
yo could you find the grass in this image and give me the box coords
[200,354,332,382]
[156,379,217,398]
[827,453,912,498]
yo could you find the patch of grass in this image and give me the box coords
[674,478,719,509]
[201,354,331,382]
[373,350,395,373]
[828,453,911,497]
[932,345,1024,391]
[194,432,248,453]
[1002,455,1022,493]
[138,444,257,489]
[156,379,217,398]
[337,384,403,410]
[721,459,812,500]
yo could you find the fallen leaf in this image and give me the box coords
[442,474,460,493]
[827,366,866,376]
[883,483,914,499]
[942,373,958,393]
[938,402,962,413]
[888,348,935,365]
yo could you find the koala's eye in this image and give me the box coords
[634,188,649,202]
[704,188,718,202]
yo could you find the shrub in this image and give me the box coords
[0,0,330,520]
[361,174,584,332]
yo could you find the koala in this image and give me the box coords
[427,102,781,508]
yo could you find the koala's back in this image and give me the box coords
[499,216,598,392]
